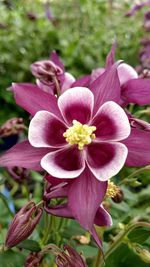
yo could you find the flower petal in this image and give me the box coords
[41,146,85,178]
[91,101,130,141]
[71,75,91,88]
[61,72,75,93]
[44,203,73,218]
[12,83,62,118]
[68,167,107,230]
[121,78,150,106]
[58,87,94,125]
[90,62,121,114]
[118,63,138,86]
[29,111,67,148]
[123,128,150,166]
[0,141,50,170]
[50,51,64,71]
[94,205,112,226]
[86,141,128,181]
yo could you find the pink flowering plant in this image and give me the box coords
[0,47,150,267]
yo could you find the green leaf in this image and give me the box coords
[128,228,150,244]
[77,245,98,259]
[17,239,41,252]
[0,250,25,267]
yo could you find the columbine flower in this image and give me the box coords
[31,51,75,95]
[0,85,130,181]
[5,201,43,248]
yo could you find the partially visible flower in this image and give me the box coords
[43,172,112,248]
[24,252,42,267]
[55,244,88,267]
[7,166,29,183]
[125,1,150,17]
[0,118,25,138]
[31,51,75,95]
[5,201,43,248]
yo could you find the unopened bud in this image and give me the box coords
[24,252,42,267]
[55,244,87,267]
[0,118,25,138]
[5,201,43,248]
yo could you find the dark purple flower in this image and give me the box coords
[5,201,43,248]
[125,1,150,17]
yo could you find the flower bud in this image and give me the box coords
[5,201,43,248]
[30,60,64,94]
[7,166,29,183]
[55,244,87,267]
[0,118,25,138]
[24,252,42,267]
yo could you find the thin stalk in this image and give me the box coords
[119,165,150,185]
[97,222,150,267]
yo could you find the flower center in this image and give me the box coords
[63,120,96,150]
[106,181,120,198]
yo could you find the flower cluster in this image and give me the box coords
[1,46,150,249]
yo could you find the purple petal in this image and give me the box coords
[61,72,75,93]
[92,101,130,141]
[45,203,73,218]
[29,111,67,148]
[58,87,94,125]
[117,63,138,86]
[123,127,150,166]
[105,43,116,68]
[91,68,105,83]
[86,141,128,181]
[71,75,91,88]
[68,167,107,230]
[12,83,61,118]
[41,146,85,178]
[91,227,103,250]
[121,78,150,106]
[50,51,64,71]
[0,141,50,170]
[94,205,112,226]
[90,62,121,114]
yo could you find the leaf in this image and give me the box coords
[77,245,98,259]
[0,250,25,267]
[17,239,41,252]
[128,228,150,244]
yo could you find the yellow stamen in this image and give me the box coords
[106,181,120,198]
[63,120,96,150]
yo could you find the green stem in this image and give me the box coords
[104,222,150,265]
[94,249,102,267]
[119,166,150,185]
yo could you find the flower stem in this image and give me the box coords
[94,249,103,267]
[94,221,150,267]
